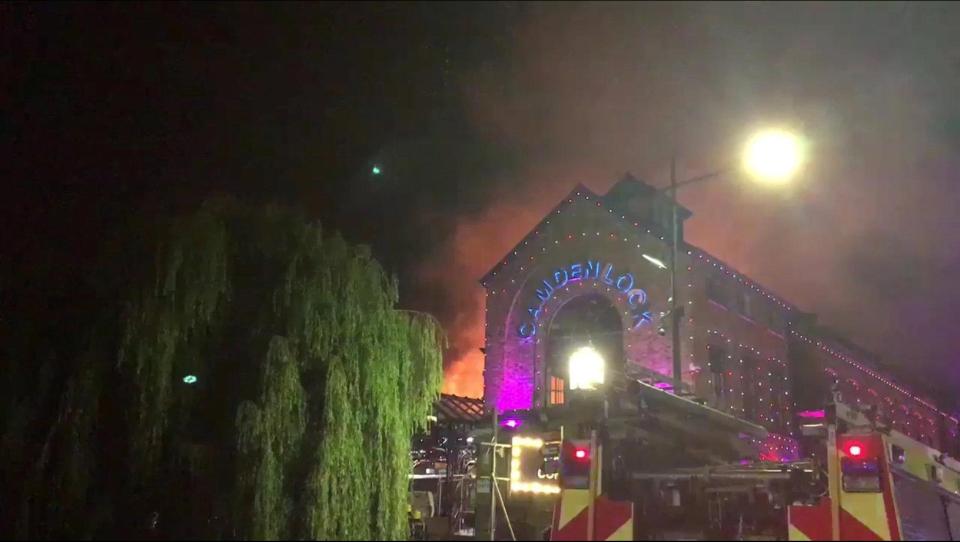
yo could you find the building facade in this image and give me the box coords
[480,176,959,458]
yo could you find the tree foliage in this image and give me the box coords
[1,198,444,539]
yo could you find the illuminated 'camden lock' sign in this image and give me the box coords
[517,260,652,338]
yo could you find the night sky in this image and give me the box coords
[5,3,960,401]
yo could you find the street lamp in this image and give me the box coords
[568,346,605,391]
[664,128,804,390]
[743,129,805,184]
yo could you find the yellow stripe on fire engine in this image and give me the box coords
[558,489,591,530]
[607,518,632,541]
[839,446,891,540]
[788,524,812,541]
[839,493,890,540]
[888,429,960,495]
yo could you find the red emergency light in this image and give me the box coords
[561,440,592,489]
[840,439,881,493]
[844,441,864,458]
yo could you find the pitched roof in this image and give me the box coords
[477,177,798,311]
[434,394,485,423]
[479,183,592,285]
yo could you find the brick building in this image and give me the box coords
[480,175,959,458]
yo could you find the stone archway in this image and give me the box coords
[496,259,657,412]
[543,294,624,405]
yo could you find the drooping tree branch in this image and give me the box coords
[12,198,444,540]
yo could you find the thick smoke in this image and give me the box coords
[432,3,960,398]
[7,3,958,401]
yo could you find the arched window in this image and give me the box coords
[545,294,623,405]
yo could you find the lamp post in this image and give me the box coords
[566,345,606,541]
[568,345,606,392]
[664,129,805,391]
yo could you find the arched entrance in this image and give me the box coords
[544,294,624,406]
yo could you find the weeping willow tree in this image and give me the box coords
[12,198,444,540]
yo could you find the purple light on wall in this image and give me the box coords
[496,353,535,413]
[497,381,534,412]
[501,418,522,429]
[797,409,826,419]
[653,382,674,390]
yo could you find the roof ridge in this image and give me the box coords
[479,183,597,285]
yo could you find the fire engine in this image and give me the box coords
[459,384,960,541]
[787,397,960,541]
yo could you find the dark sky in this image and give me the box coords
[4,2,960,400]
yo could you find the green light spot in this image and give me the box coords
[372,166,381,175]
[183,375,197,384]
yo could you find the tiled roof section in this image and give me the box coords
[791,330,959,424]
[435,394,486,423]
[683,243,799,312]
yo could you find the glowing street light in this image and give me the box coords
[371,165,382,175]
[662,126,806,390]
[742,128,804,184]
[568,346,605,391]
[183,374,198,384]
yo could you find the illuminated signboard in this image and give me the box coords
[517,259,652,338]
[510,436,561,495]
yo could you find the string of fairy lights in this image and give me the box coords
[482,189,795,407]
[479,187,959,448]
[705,329,793,432]
[792,330,959,442]
[481,188,797,311]
[482,188,797,427]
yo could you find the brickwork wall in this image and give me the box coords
[481,184,957,458]
[482,191,675,411]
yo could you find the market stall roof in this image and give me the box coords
[435,394,485,424]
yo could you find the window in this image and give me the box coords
[762,304,779,332]
[734,289,751,318]
[770,309,786,334]
[739,291,753,319]
[706,274,727,307]
[770,364,786,430]
[550,376,565,405]
[743,356,758,421]
[708,346,726,399]
[760,302,774,328]
[890,444,906,464]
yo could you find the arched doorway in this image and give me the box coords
[544,294,624,406]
